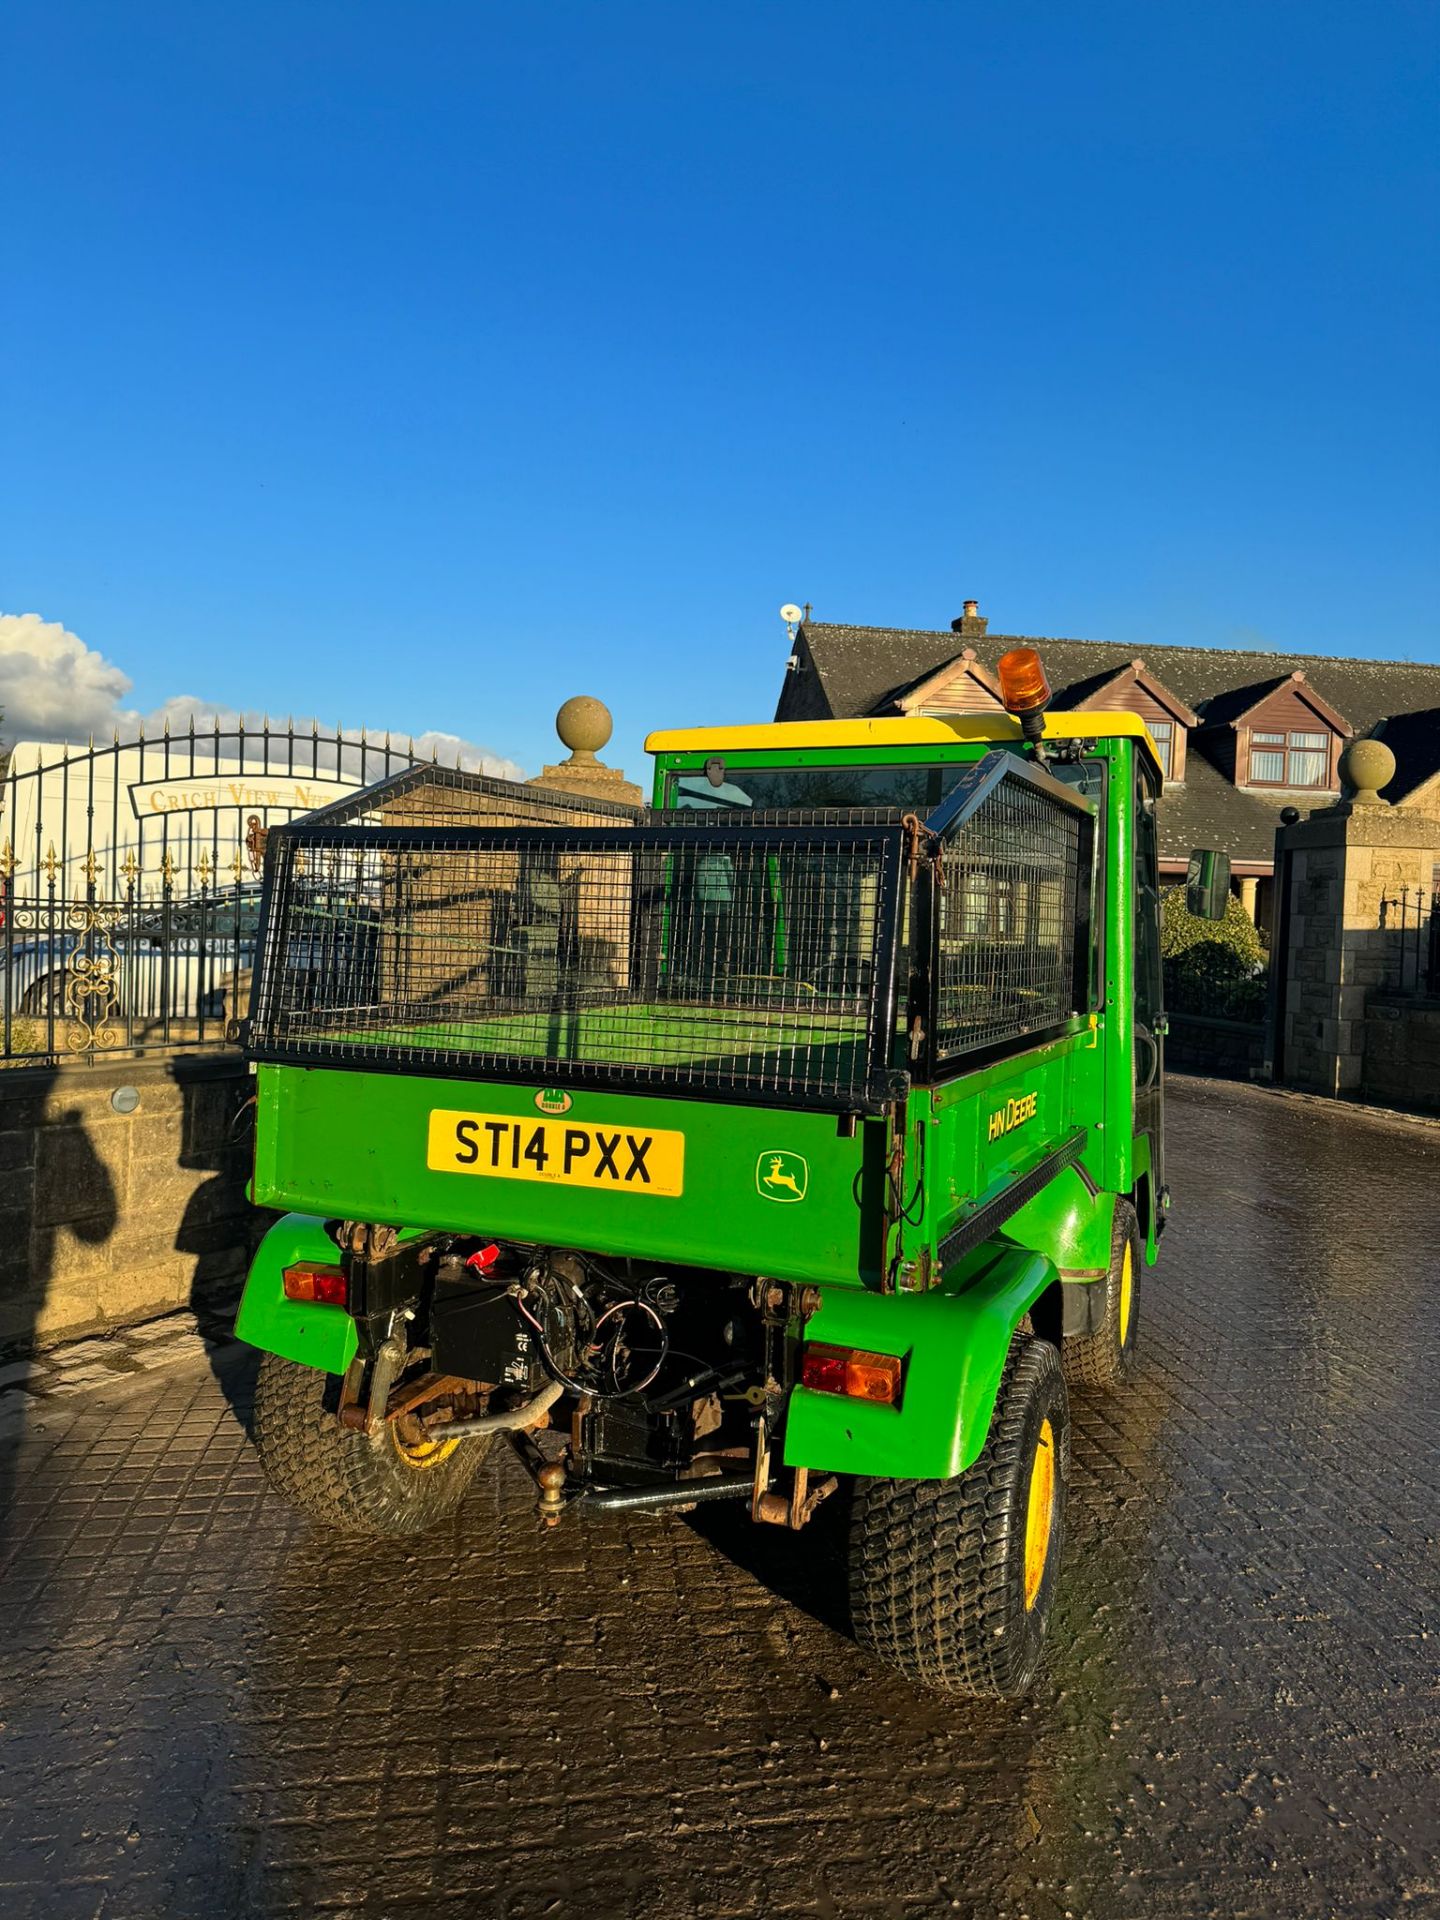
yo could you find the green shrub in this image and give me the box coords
[1161,886,1268,1021]
[0,1018,49,1066]
[1160,886,1265,969]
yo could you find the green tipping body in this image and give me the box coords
[251,1063,887,1284]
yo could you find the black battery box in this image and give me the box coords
[429,1266,544,1391]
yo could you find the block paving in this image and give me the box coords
[0,1079,1437,1918]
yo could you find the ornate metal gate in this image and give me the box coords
[0,723,440,1062]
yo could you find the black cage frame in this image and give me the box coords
[907,753,1096,1084]
[245,753,1094,1115]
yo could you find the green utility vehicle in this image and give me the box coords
[236,659,1226,1697]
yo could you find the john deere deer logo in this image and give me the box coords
[756,1150,808,1203]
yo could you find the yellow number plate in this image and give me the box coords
[426,1110,685,1198]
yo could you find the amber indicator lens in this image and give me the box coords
[799,1342,903,1405]
[996,647,1052,714]
[282,1261,348,1306]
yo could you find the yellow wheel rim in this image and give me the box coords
[390,1424,461,1472]
[1117,1241,1134,1348]
[1022,1418,1056,1612]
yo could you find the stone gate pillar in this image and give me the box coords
[528,696,644,808]
[526,696,644,995]
[1276,740,1440,1096]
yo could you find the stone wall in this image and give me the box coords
[1362,996,1440,1116]
[1277,802,1440,1097]
[0,1052,264,1353]
[1166,1013,1266,1080]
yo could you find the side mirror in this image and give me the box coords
[1186,848,1231,920]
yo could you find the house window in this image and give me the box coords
[1147,718,1175,780]
[1248,728,1331,788]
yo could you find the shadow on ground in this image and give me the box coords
[686,1483,854,1639]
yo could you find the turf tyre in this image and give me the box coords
[253,1352,492,1537]
[848,1334,1069,1698]
[1063,1199,1140,1391]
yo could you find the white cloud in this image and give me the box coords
[407,730,526,781]
[0,612,133,740]
[0,613,525,779]
[125,697,525,782]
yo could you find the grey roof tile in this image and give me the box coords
[781,623,1440,738]
[776,621,1440,868]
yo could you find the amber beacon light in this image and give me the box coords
[996,647,1052,743]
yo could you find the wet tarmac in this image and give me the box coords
[1,1078,1437,1919]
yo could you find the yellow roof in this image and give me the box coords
[646,710,1163,774]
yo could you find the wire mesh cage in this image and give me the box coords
[248,821,909,1111]
[657,807,915,829]
[928,757,1093,1060]
[246,752,1094,1108]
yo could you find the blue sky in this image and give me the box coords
[4,0,1437,776]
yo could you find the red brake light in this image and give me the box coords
[800,1342,902,1406]
[800,1346,849,1394]
[282,1261,348,1307]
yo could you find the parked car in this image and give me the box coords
[3,888,265,1029]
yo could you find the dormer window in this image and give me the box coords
[1190,671,1351,794]
[892,648,1004,716]
[1195,670,1351,793]
[1061,658,1196,784]
[1248,728,1331,788]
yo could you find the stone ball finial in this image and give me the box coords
[1338,737,1395,805]
[555,695,613,765]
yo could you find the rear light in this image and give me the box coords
[800,1342,902,1406]
[282,1261,348,1307]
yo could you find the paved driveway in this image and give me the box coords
[1,1079,1437,1920]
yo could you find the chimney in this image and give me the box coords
[951,599,988,638]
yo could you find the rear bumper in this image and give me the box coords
[252,1063,882,1287]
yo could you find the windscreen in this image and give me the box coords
[669,762,976,813]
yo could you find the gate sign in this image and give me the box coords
[129,774,355,819]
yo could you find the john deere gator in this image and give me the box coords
[235,650,1226,1697]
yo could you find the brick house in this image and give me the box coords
[774,605,1440,933]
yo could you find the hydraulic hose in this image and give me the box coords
[438,1378,565,1441]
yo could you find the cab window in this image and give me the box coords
[667,763,973,812]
